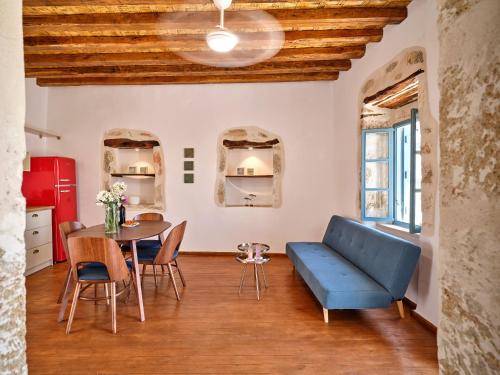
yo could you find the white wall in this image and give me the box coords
[25,79,49,155]
[331,0,440,324]
[45,82,336,253]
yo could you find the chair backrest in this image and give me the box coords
[133,212,164,221]
[59,221,86,262]
[68,237,130,282]
[155,221,187,264]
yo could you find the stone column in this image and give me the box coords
[438,0,500,373]
[0,1,28,374]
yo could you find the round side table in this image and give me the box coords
[236,243,270,300]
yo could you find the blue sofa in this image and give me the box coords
[286,215,421,322]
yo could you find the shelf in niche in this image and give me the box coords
[225,175,273,178]
[111,173,155,178]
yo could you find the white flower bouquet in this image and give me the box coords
[96,182,127,206]
[96,182,127,233]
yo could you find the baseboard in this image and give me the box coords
[403,297,417,310]
[179,250,287,257]
[402,297,437,334]
[410,310,437,334]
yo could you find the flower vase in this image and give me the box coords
[104,204,120,234]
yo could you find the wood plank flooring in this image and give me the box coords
[26,254,438,374]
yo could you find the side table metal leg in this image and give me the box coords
[260,264,268,288]
[254,263,260,300]
[239,263,247,295]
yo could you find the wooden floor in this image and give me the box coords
[26,254,438,374]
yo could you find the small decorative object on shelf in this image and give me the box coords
[237,167,245,176]
[128,166,137,174]
[247,168,254,176]
[96,182,127,233]
[140,166,148,174]
[244,193,257,207]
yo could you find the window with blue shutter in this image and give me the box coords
[361,109,421,233]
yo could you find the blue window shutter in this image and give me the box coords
[409,109,421,233]
[361,128,394,222]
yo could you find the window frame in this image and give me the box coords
[361,109,421,233]
[361,128,394,222]
[392,119,411,229]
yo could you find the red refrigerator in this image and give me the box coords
[22,157,78,262]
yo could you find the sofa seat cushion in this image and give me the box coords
[286,242,393,309]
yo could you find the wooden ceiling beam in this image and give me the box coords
[23,8,407,37]
[36,72,340,86]
[24,29,382,55]
[25,59,351,78]
[364,69,424,104]
[24,46,366,68]
[24,1,411,16]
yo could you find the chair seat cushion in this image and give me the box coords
[121,239,161,252]
[137,246,160,262]
[77,261,133,281]
[286,242,393,309]
[135,244,179,263]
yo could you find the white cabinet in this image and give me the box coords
[25,208,53,276]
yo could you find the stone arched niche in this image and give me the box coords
[102,128,165,213]
[215,126,284,208]
[358,47,438,235]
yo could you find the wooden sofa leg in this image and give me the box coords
[323,308,329,323]
[396,300,405,318]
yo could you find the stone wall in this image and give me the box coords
[438,0,500,373]
[0,2,28,374]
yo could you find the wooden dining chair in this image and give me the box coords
[122,212,165,277]
[58,221,88,322]
[137,221,187,300]
[66,237,133,334]
[133,212,164,246]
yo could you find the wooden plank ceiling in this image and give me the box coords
[24,0,412,86]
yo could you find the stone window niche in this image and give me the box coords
[215,127,283,208]
[102,129,165,214]
[358,47,438,236]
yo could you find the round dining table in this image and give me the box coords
[65,220,172,322]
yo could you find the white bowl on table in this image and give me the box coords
[129,196,140,205]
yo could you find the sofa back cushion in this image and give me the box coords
[322,215,421,300]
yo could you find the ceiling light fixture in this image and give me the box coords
[206,0,239,53]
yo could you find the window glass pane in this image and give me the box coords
[394,124,411,224]
[365,161,389,189]
[415,153,422,190]
[365,190,389,218]
[415,117,421,152]
[415,191,422,227]
[365,132,388,159]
